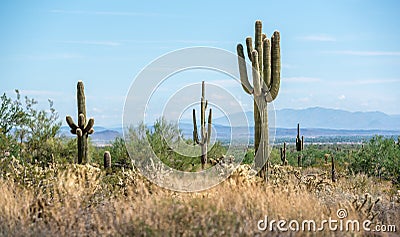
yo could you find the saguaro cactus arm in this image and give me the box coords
[207,108,212,144]
[84,118,94,134]
[245,37,253,60]
[237,44,253,94]
[267,31,281,102]
[66,115,78,134]
[251,51,262,96]
[192,109,199,144]
[263,38,271,90]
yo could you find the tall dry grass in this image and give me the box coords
[0,159,399,236]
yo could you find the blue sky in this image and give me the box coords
[1,0,399,127]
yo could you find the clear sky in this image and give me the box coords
[1,0,399,127]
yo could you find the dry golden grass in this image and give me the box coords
[0,159,399,236]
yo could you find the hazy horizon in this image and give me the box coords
[59,106,400,129]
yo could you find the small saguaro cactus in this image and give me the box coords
[66,81,94,164]
[104,151,111,169]
[193,81,212,170]
[331,155,337,182]
[236,20,281,180]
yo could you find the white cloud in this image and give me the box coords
[92,107,103,113]
[119,39,234,45]
[339,78,400,85]
[338,95,346,100]
[23,53,84,60]
[282,63,298,69]
[299,34,336,42]
[60,40,121,47]
[49,9,177,17]
[282,77,321,83]
[327,50,400,56]
[174,40,235,44]
[298,97,311,103]
[14,90,64,97]
[210,79,241,88]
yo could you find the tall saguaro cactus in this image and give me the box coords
[193,81,212,170]
[296,123,304,152]
[236,20,281,179]
[66,81,94,164]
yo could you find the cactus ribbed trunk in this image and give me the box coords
[254,93,268,179]
[237,20,281,180]
[77,83,87,163]
[193,81,212,170]
[66,81,94,164]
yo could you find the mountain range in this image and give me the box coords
[214,107,400,130]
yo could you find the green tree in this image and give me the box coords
[0,90,62,164]
[0,90,26,134]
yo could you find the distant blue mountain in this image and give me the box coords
[214,107,400,130]
[60,126,121,145]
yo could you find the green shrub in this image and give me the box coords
[125,118,227,172]
[349,136,400,184]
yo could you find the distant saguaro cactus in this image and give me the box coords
[296,123,304,167]
[236,20,281,180]
[280,142,287,166]
[296,123,304,152]
[66,81,94,164]
[193,81,212,170]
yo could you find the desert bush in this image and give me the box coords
[350,136,400,184]
[90,137,131,169]
[126,118,227,172]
